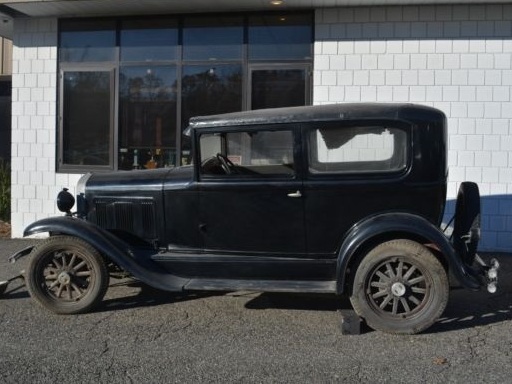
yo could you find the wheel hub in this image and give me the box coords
[391,282,406,297]
[57,271,71,285]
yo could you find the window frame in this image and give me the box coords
[194,124,301,182]
[117,63,179,170]
[248,63,312,110]
[305,121,411,179]
[58,64,117,172]
[57,12,313,173]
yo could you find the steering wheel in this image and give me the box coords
[216,153,236,174]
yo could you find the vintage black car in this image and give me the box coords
[4,103,499,334]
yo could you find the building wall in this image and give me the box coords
[314,4,512,251]
[11,18,83,237]
[10,5,512,251]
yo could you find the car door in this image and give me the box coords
[197,126,306,256]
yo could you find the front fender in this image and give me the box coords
[336,213,482,294]
[24,216,188,291]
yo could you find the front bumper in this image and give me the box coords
[0,246,33,296]
[8,245,34,264]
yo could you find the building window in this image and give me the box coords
[248,14,312,60]
[118,66,177,169]
[120,19,178,62]
[183,16,243,61]
[60,69,114,168]
[181,64,243,162]
[58,12,312,172]
[250,67,308,110]
[0,78,12,162]
[59,20,116,62]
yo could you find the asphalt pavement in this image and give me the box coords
[1,238,512,383]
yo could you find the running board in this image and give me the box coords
[184,279,337,293]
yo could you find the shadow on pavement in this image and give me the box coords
[98,280,223,313]
[244,253,512,334]
[245,292,349,312]
[94,254,512,334]
[2,242,511,334]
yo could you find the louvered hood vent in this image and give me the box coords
[93,197,157,241]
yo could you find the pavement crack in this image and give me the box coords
[464,327,488,361]
[353,360,363,383]
[153,311,192,340]
[125,371,135,384]
[98,339,116,374]
[85,312,116,336]
[99,340,110,356]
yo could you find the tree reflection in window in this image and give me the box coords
[181,65,242,164]
[119,66,177,169]
[62,71,112,166]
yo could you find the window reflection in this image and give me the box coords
[251,69,306,110]
[120,19,178,62]
[181,65,242,164]
[60,20,116,62]
[58,13,312,171]
[248,14,312,60]
[119,66,177,169]
[183,17,243,61]
[62,71,112,166]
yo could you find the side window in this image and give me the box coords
[309,126,407,174]
[200,129,295,177]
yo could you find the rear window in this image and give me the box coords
[309,125,407,174]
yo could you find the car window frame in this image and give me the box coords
[193,123,303,182]
[303,120,412,180]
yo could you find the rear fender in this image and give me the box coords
[23,216,188,291]
[336,212,482,294]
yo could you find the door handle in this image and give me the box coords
[287,190,302,198]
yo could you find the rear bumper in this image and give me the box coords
[473,255,499,293]
[461,254,499,293]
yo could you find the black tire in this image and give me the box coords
[26,236,109,314]
[350,239,449,334]
[453,182,481,265]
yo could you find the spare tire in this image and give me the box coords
[452,182,480,265]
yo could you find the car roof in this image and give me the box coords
[187,103,446,130]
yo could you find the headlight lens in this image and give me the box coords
[56,188,75,213]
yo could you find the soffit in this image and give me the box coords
[0,0,505,19]
[0,0,505,38]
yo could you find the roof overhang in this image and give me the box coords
[0,0,505,39]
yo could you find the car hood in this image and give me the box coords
[84,166,193,194]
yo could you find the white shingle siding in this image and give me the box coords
[10,17,83,238]
[9,5,512,251]
[315,4,512,251]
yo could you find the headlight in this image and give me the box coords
[56,188,75,214]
